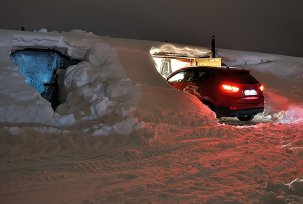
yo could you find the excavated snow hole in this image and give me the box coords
[10,49,80,110]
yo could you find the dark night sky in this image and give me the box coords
[1,0,303,56]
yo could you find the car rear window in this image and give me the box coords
[220,71,258,84]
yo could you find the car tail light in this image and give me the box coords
[259,85,264,91]
[221,84,240,93]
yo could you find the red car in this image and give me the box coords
[167,66,264,121]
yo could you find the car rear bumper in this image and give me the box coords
[214,106,264,117]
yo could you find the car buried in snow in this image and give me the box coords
[166,66,264,121]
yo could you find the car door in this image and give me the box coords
[182,70,202,99]
[167,71,187,90]
[185,70,215,100]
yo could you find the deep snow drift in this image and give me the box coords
[0,29,303,203]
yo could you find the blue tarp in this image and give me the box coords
[10,49,79,107]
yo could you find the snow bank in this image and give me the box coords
[279,105,303,123]
[217,49,274,66]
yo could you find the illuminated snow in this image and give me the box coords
[150,43,211,58]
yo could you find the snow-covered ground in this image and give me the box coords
[0,29,302,203]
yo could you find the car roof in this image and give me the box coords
[177,66,246,72]
[167,66,249,78]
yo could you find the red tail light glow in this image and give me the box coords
[222,84,240,93]
[260,85,264,91]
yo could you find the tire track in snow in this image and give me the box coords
[0,138,233,189]
[0,126,257,190]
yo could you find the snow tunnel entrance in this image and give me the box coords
[10,49,80,110]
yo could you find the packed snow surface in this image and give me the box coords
[0,29,303,203]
